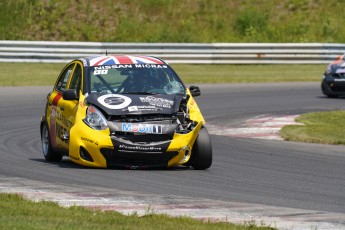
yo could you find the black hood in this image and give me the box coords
[86,93,183,116]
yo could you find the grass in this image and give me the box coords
[0,193,274,230]
[3,63,325,86]
[0,1,341,228]
[1,1,345,43]
[281,111,345,145]
[172,64,325,83]
[1,63,65,86]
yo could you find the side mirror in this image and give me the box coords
[189,85,201,97]
[63,89,79,101]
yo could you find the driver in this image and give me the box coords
[123,69,154,92]
[118,68,169,94]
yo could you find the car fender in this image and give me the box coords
[69,119,112,168]
[167,121,203,167]
[186,90,205,124]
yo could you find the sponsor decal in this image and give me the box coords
[56,113,72,127]
[127,105,160,112]
[69,155,80,161]
[49,106,57,146]
[79,58,88,67]
[94,65,133,69]
[49,93,62,147]
[334,79,345,81]
[134,64,167,68]
[92,64,167,73]
[128,106,139,112]
[139,96,174,108]
[122,123,163,134]
[51,106,57,118]
[119,144,162,152]
[56,123,68,144]
[81,137,98,146]
[93,65,134,75]
[97,94,132,109]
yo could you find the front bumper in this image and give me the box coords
[69,120,201,168]
[322,75,345,96]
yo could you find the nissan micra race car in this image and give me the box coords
[322,54,345,97]
[40,55,212,169]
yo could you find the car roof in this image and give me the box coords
[80,55,166,67]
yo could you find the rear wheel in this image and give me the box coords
[191,127,212,170]
[41,122,62,162]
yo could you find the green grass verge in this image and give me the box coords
[2,63,65,86]
[1,1,345,43]
[0,193,274,230]
[3,63,325,86]
[281,111,345,145]
[172,64,324,83]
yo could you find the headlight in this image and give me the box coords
[84,105,108,130]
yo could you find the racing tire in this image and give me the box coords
[321,83,338,98]
[190,127,212,170]
[41,122,63,162]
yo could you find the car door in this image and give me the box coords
[47,61,83,151]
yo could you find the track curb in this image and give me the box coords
[207,114,301,140]
[1,176,345,230]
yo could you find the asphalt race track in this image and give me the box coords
[1,83,345,228]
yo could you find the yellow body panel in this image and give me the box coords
[43,59,208,168]
[166,121,202,167]
[68,94,113,168]
[69,122,112,168]
[66,92,204,168]
[166,90,205,167]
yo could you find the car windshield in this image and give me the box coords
[88,64,186,95]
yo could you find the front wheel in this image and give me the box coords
[41,122,62,162]
[321,82,338,98]
[190,127,212,170]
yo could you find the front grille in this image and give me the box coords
[100,148,178,168]
[329,82,345,92]
[331,86,345,92]
[112,132,172,143]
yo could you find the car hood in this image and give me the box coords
[85,93,183,116]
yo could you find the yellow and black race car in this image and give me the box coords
[40,55,212,169]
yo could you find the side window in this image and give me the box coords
[55,64,75,92]
[69,64,82,92]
